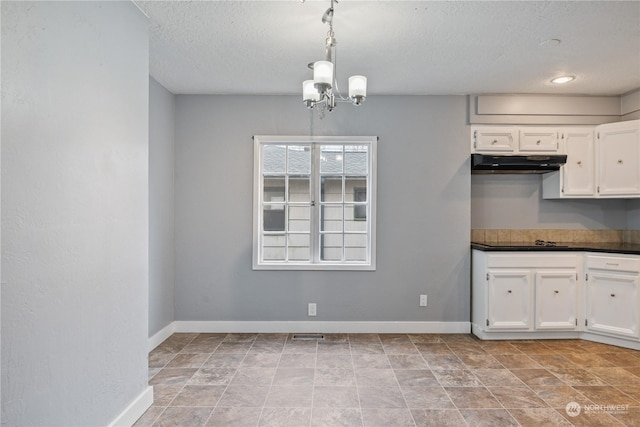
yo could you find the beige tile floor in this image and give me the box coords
[135,333,640,426]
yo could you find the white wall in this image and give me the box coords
[149,77,176,337]
[1,3,149,425]
[471,175,629,229]
[174,95,470,324]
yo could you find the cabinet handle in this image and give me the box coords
[492,140,498,145]
[554,290,559,294]
[507,290,512,294]
[577,160,582,165]
[536,140,541,145]
[611,293,616,297]
[605,263,619,266]
[618,160,623,164]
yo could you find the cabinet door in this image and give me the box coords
[562,129,595,196]
[487,270,532,330]
[472,127,517,153]
[535,270,577,330]
[586,272,639,338]
[519,128,558,153]
[597,120,640,196]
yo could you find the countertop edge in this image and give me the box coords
[471,242,640,255]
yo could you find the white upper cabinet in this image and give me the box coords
[519,128,559,152]
[542,128,596,198]
[471,126,559,154]
[562,129,596,196]
[596,119,640,197]
[543,120,640,199]
[472,127,517,152]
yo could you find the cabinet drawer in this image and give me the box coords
[587,255,640,273]
[519,128,559,152]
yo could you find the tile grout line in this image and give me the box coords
[147,333,202,427]
[348,334,366,427]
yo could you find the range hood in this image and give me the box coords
[471,153,567,174]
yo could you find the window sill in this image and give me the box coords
[252,262,376,271]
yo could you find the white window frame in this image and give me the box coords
[253,135,377,271]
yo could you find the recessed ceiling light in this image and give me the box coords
[540,38,561,47]
[551,75,575,84]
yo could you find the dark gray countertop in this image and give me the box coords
[471,241,640,255]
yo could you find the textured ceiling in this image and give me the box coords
[134,0,640,96]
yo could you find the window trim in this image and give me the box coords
[253,135,377,271]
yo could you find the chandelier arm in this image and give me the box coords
[330,45,350,101]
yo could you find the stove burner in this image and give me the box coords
[535,240,558,247]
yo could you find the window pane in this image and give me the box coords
[263,208,285,231]
[263,145,286,174]
[287,145,311,174]
[264,177,285,201]
[288,234,310,261]
[320,145,343,174]
[321,234,343,261]
[288,206,310,232]
[345,145,368,175]
[263,235,285,260]
[345,234,367,262]
[345,248,367,262]
[344,205,368,231]
[345,178,367,202]
[289,177,310,203]
[321,176,343,202]
[321,205,343,232]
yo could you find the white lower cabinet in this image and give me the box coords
[535,270,578,330]
[474,251,579,332]
[472,249,640,349]
[487,270,531,330]
[585,254,640,339]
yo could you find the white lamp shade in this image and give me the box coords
[349,75,367,98]
[313,61,334,86]
[303,80,320,101]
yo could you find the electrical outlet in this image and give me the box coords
[419,294,427,307]
[308,303,317,317]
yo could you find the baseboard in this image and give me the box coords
[471,323,640,351]
[171,320,470,334]
[581,332,640,350]
[148,322,176,352]
[109,386,153,427]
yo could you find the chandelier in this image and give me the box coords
[302,0,367,113]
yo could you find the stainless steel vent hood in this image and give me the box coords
[471,154,567,174]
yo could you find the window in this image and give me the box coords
[253,136,377,270]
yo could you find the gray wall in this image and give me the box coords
[1,3,149,425]
[149,77,176,337]
[174,95,470,322]
[629,200,640,230]
[471,175,628,229]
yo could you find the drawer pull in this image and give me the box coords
[618,160,623,164]
[492,140,498,145]
[536,140,541,145]
[577,160,582,165]
[605,263,619,266]
[554,290,559,294]
[507,290,512,294]
[611,293,616,297]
